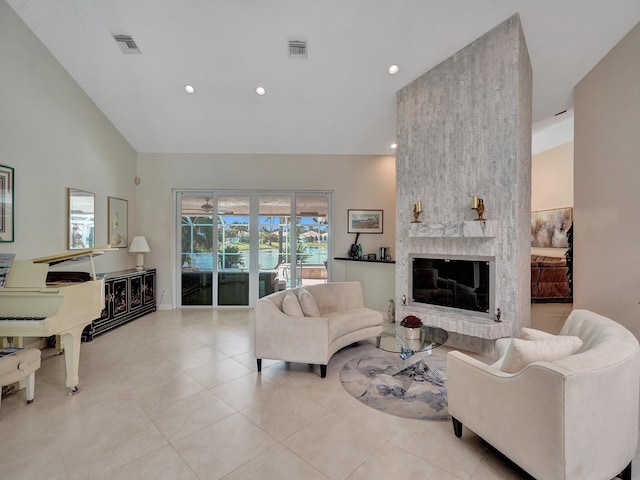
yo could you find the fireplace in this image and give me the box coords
[410,254,495,319]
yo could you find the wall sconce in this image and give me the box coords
[129,236,151,270]
[471,196,486,221]
[411,201,423,223]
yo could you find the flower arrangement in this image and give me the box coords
[400,315,423,329]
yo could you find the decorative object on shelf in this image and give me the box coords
[471,196,486,221]
[495,308,502,322]
[107,197,128,248]
[129,236,151,270]
[402,294,406,306]
[366,253,376,261]
[348,232,360,258]
[348,209,383,234]
[0,164,14,243]
[67,188,95,250]
[380,247,389,260]
[400,315,423,339]
[411,201,423,223]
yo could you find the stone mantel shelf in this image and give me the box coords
[409,220,497,238]
[398,306,512,339]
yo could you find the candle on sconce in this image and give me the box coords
[416,201,422,212]
[471,196,479,209]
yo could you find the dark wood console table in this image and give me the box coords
[82,268,156,341]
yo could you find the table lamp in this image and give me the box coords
[129,236,150,271]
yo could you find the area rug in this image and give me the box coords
[340,353,449,421]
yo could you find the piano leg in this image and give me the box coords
[25,372,35,404]
[59,325,85,395]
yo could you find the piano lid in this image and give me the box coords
[32,246,113,266]
[4,247,113,288]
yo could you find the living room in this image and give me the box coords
[2,1,640,478]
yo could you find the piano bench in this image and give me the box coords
[0,348,41,412]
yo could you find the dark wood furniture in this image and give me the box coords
[82,268,156,341]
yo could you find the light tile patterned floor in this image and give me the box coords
[0,303,635,479]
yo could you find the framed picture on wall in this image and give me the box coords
[0,164,14,243]
[108,196,128,248]
[348,209,383,234]
[531,207,573,248]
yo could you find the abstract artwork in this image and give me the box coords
[531,207,572,248]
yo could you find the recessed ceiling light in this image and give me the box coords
[256,86,266,96]
[390,143,398,149]
[388,65,399,75]
[184,84,195,94]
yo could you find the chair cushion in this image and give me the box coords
[500,336,583,374]
[298,287,321,317]
[282,290,304,316]
[520,327,557,340]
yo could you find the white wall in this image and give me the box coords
[0,0,137,273]
[136,153,396,308]
[574,21,640,338]
[531,142,574,258]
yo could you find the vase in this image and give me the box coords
[403,326,421,340]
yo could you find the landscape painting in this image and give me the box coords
[348,209,383,234]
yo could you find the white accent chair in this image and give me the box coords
[255,282,383,377]
[447,309,640,480]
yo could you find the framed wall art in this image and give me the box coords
[68,188,95,250]
[531,207,573,248]
[348,209,383,234]
[108,196,128,248]
[0,164,14,243]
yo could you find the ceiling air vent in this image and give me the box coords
[113,34,142,54]
[288,38,308,59]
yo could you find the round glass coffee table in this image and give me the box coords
[370,322,449,394]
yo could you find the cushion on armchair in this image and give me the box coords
[500,336,583,374]
[520,327,557,340]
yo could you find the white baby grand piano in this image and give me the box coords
[0,249,107,394]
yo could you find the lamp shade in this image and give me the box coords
[129,236,150,253]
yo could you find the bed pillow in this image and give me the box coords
[298,288,321,317]
[500,336,583,374]
[282,290,304,316]
[520,327,557,340]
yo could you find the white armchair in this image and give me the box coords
[447,309,640,480]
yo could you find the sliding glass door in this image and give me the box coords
[178,190,331,307]
[217,195,250,306]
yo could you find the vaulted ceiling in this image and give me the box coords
[7,0,640,155]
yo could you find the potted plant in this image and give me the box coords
[400,315,423,340]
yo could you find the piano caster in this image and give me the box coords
[27,399,34,404]
[68,386,82,396]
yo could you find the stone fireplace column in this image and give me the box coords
[395,14,532,355]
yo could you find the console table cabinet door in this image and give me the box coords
[82,269,157,341]
[130,276,143,312]
[113,278,129,317]
[143,272,155,306]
